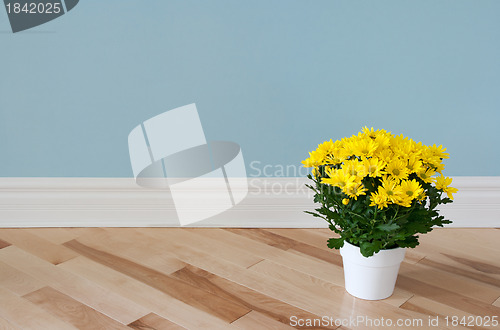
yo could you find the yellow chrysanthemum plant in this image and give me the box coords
[303,127,457,257]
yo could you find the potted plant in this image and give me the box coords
[302,127,457,300]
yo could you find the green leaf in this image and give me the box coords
[377,223,400,232]
[398,236,419,248]
[360,241,382,257]
[303,211,324,219]
[327,237,344,250]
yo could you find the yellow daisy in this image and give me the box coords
[342,159,365,181]
[418,168,436,183]
[302,149,326,168]
[385,159,410,181]
[349,137,379,158]
[400,179,424,201]
[427,144,450,159]
[343,183,367,200]
[377,149,394,163]
[379,176,404,204]
[407,155,424,174]
[321,168,357,189]
[435,175,458,200]
[362,157,386,178]
[370,191,389,210]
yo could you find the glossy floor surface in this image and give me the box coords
[0,228,499,329]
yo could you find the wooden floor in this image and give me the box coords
[0,228,498,329]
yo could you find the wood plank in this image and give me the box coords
[91,228,343,317]
[401,295,488,330]
[399,261,500,304]
[152,227,411,308]
[396,275,500,316]
[171,253,446,329]
[27,228,81,244]
[170,264,336,329]
[0,286,76,330]
[63,239,251,323]
[72,228,187,275]
[402,249,427,264]
[264,228,334,251]
[266,229,426,264]
[248,259,345,303]
[0,227,497,329]
[125,227,262,268]
[290,240,343,267]
[58,256,236,329]
[128,313,186,330]
[0,260,45,295]
[224,228,297,250]
[439,252,500,275]
[304,228,336,237]
[123,229,435,327]
[417,254,500,288]
[0,246,149,325]
[24,286,129,330]
[412,242,500,272]
[0,239,10,249]
[0,316,22,330]
[249,258,413,308]
[417,230,500,265]
[175,228,346,285]
[231,311,296,330]
[424,228,500,253]
[0,229,77,264]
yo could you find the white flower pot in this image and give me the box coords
[339,241,406,300]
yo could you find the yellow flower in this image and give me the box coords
[317,140,337,165]
[347,136,379,158]
[362,157,386,178]
[361,126,390,139]
[302,149,326,168]
[417,191,427,201]
[338,137,354,159]
[433,162,445,174]
[342,159,365,182]
[400,179,424,202]
[377,149,394,163]
[370,191,389,209]
[418,168,436,183]
[361,126,378,139]
[435,175,458,200]
[385,158,410,181]
[321,168,357,189]
[374,134,391,154]
[390,134,408,151]
[332,144,351,163]
[379,176,404,204]
[421,144,448,172]
[427,144,450,159]
[302,140,339,168]
[342,198,350,205]
[407,155,424,174]
[342,183,367,200]
[393,136,421,160]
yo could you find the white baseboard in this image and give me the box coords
[0,177,498,228]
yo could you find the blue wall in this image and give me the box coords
[1,0,499,177]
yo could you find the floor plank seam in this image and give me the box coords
[245,258,265,269]
[397,293,415,308]
[229,309,253,324]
